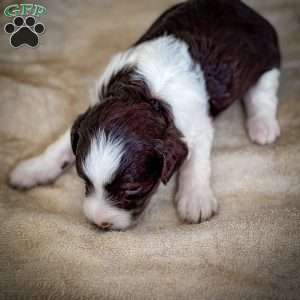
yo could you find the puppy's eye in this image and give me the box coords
[121,183,143,197]
[125,187,143,197]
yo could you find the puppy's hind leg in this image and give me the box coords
[9,129,75,189]
[244,68,281,145]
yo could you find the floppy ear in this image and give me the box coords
[159,133,188,185]
[70,111,88,155]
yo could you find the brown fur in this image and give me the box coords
[136,0,281,115]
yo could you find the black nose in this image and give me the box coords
[99,222,112,230]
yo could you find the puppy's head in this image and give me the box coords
[71,99,187,230]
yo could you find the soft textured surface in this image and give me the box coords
[0,0,300,299]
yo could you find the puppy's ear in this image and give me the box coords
[70,110,89,154]
[158,132,188,185]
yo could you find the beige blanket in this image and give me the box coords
[1,0,299,299]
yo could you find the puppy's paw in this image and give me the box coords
[9,157,47,189]
[247,115,280,145]
[176,187,218,223]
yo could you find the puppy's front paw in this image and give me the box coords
[9,157,46,189]
[247,115,280,145]
[176,187,218,223]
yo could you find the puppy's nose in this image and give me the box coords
[99,222,113,230]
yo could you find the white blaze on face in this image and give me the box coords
[82,131,131,230]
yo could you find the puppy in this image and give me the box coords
[9,0,281,230]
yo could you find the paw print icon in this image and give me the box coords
[4,16,45,48]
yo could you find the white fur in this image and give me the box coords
[93,48,138,105]
[83,131,124,186]
[82,131,131,230]
[244,69,280,145]
[138,37,217,223]
[134,37,218,222]
[9,129,74,189]
[83,195,131,230]
[95,36,218,223]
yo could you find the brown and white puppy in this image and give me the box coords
[9,0,281,230]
